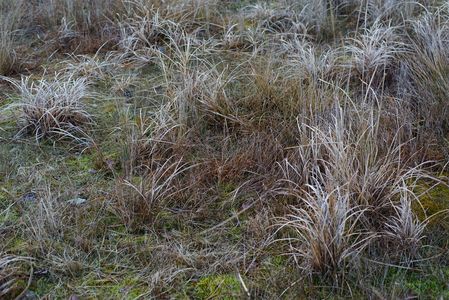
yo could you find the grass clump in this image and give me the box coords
[277,183,370,280]
[1,74,93,145]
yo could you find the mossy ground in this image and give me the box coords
[194,274,243,299]
[413,179,449,228]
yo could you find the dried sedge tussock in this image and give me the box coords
[119,0,222,62]
[1,73,93,146]
[406,9,449,132]
[384,187,427,260]
[121,107,181,175]
[111,73,138,96]
[274,102,438,276]
[153,238,243,274]
[360,0,422,26]
[383,177,449,262]
[281,38,340,82]
[247,60,300,118]
[30,0,122,32]
[277,105,408,206]
[62,51,118,80]
[220,23,265,52]
[163,0,220,23]
[17,184,93,279]
[292,0,330,34]
[127,0,219,23]
[118,10,181,62]
[243,3,307,36]
[15,0,121,55]
[156,38,239,131]
[53,20,118,54]
[3,0,449,297]
[115,156,190,231]
[345,21,404,88]
[276,181,372,279]
[303,107,421,210]
[247,56,342,124]
[239,131,284,174]
[22,187,68,253]
[223,4,310,52]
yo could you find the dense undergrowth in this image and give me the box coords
[2,0,449,299]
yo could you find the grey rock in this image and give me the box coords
[67,197,87,206]
[21,192,37,203]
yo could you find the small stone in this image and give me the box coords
[33,268,49,277]
[21,192,37,203]
[67,198,87,206]
[123,89,133,98]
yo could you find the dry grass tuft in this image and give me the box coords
[384,188,426,260]
[277,182,371,280]
[345,21,403,89]
[114,157,189,231]
[406,8,449,135]
[1,74,93,145]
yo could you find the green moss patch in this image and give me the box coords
[194,274,242,300]
[384,268,449,299]
[75,274,147,299]
[413,182,449,227]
